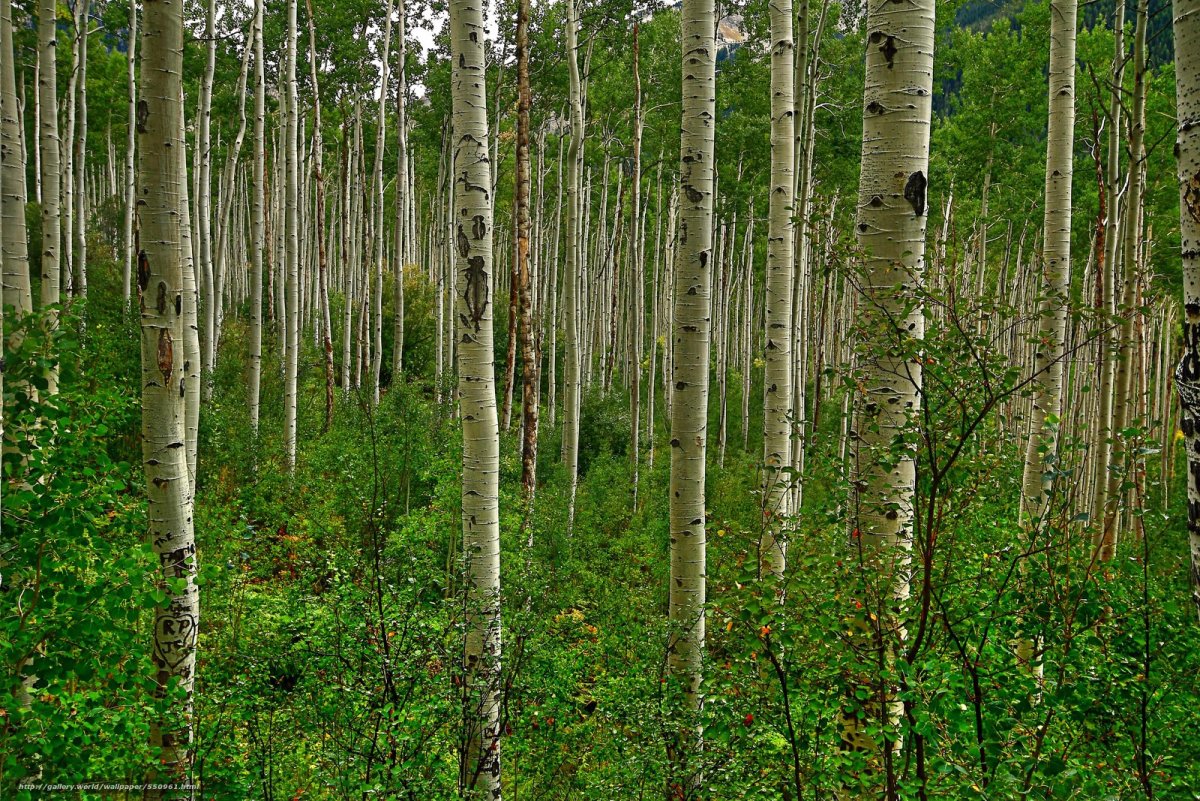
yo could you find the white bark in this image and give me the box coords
[1,0,32,319]
[668,0,716,777]
[249,0,265,437]
[761,0,795,581]
[845,0,934,767]
[137,0,199,791]
[450,0,502,791]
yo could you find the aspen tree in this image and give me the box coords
[761,0,795,581]
[138,0,200,790]
[844,0,934,776]
[35,0,58,309]
[516,0,539,498]
[249,0,265,437]
[73,0,90,301]
[122,0,137,307]
[630,24,644,505]
[305,0,335,432]
[1173,0,1200,622]
[198,0,215,395]
[371,0,395,406]
[1021,0,1078,532]
[667,0,716,779]
[0,0,31,320]
[563,0,585,528]
[1092,0,1125,529]
[284,0,300,472]
[1103,0,1149,557]
[394,0,409,378]
[449,0,503,789]
[1016,0,1077,682]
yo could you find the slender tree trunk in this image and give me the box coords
[122,0,137,308]
[1173,0,1200,622]
[761,0,795,582]
[137,0,200,792]
[1092,0,1125,533]
[35,0,60,398]
[284,0,300,472]
[305,0,335,432]
[563,0,584,529]
[73,0,90,302]
[394,0,408,378]
[249,0,265,438]
[516,0,539,498]
[844,0,934,779]
[630,24,644,506]
[667,0,715,784]
[371,0,395,406]
[1103,0,1149,557]
[449,0,503,791]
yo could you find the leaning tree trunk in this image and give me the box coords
[844,0,934,783]
[137,0,200,793]
[449,0,503,793]
[761,0,795,582]
[667,0,716,785]
[1173,0,1200,623]
[1018,0,1077,684]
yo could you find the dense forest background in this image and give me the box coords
[2,0,1200,797]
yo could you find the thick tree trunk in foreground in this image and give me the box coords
[667,0,715,782]
[845,0,934,781]
[761,0,795,582]
[138,0,200,792]
[449,0,503,792]
[1173,0,1200,622]
[0,0,32,319]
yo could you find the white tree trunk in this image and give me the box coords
[1,0,32,319]
[449,0,503,792]
[667,0,715,780]
[138,0,200,792]
[845,0,934,771]
[761,0,795,581]
[249,0,266,437]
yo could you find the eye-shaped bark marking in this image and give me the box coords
[157,328,174,386]
[463,253,489,332]
[136,99,149,133]
[1185,169,1200,224]
[904,170,927,216]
